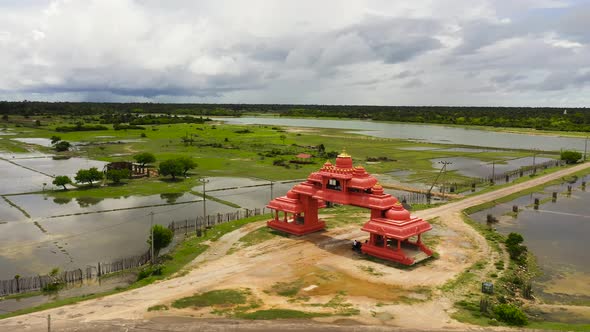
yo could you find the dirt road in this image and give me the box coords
[1,162,588,332]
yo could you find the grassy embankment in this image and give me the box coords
[0,213,270,320]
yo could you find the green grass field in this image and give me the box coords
[1,115,558,200]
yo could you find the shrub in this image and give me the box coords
[54,141,71,152]
[106,169,130,184]
[159,159,184,180]
[560,150,582,164]
[493,304,528,326]
[52,175,72,190]
[177,156,197,176]
[42,282,62,293]
[273,158,287,166]
[74,167,104,185]
[505,232,527,262]
[148,225,173,257]
[137,264,163,281]
[55,124,108,132]
[133,152,156,167]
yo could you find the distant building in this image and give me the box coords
[104,161,154,177]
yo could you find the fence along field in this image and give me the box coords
[0,208,266,297]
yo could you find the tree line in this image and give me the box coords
[1,101,589,132]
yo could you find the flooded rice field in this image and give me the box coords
[202,177,295,207]
[7,192,201,219]
[0,158,54,195]
[431,156,556,178]
[470,175,590,304]
[0,154,107,194]
[0,196,234,279]
[0,151,52,159]
[0,151,293,279]
[13,157,106,178]
[11,137,55,148]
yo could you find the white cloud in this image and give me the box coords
[0,0,589,106]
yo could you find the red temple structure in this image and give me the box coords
[267,152,433,265]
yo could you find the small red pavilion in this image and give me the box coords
[267,152,433,265]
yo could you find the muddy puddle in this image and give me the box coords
[470,175,590,304]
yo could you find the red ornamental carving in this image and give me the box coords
[267,152,433,265]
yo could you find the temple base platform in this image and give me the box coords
[267,219,326,236]
[361,241,433,266]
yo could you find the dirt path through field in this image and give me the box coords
[1,162,588,332]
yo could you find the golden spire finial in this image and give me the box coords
[338,147,350,158]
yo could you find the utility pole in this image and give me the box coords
[200,178,209,220]
[491,160,495,184]
[436,161,452,199]
[584,136,588,161]
[532,149,537,175]
[47,314,51,332]
[270,180,274,201]
[150,211,154,264]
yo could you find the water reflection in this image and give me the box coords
[160,192,184,204]
[75,196,104,207]
[53,197,72,205]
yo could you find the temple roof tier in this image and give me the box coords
[361,217,432,240]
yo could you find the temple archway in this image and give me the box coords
[267,152,433,265]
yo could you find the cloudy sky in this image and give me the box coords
[1,0,589,106]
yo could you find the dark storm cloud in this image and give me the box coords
[19,65,266,98]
